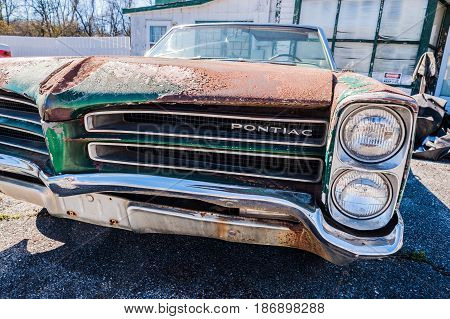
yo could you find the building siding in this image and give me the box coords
[128,0,273,55]
[279,0,296,24]
[0,36,131,57]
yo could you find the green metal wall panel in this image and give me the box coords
[369,0,385,77]
[293,0,447,93]
[331,0,342,53]
[413,0,439,93]
[293,0,302,24]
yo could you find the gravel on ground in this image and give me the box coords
[0,159,448,298]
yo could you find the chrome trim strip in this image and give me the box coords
[90,142,322,160]
[86,110,329,123]
[0,140,49,155]
[317,26,337,70]
[0,123,44,137]
[0,95,37,108]
[0,153,41,177]
[87,142,323,183]
[0,109,41,125]
[84,110,329,147]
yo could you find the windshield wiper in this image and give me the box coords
[259,60,296,66]
[189,57,255,62]
[155,56,315,67]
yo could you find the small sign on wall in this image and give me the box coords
[382,72,402,85]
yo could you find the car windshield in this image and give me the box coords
[146,24,332,69]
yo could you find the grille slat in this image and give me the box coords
[86,111,328,147]
[0,95,47,155]
[0,127,48,155]
[0,126,44,142]
[89,143,323,182]
[0,108,41,124]
[0,97,39,113]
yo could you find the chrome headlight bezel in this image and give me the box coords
[328,168,400,230]
[325,102,415,231]
[331,170,393,220]
[339,105,406,163]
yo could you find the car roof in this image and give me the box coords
[0,43,10,50]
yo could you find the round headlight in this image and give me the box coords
[333,170,391,219]
[341,106,404,162]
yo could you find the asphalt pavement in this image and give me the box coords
[0,159,448,298]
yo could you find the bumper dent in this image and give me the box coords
[0,153,403,265]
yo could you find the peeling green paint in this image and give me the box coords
[336,75,372,103]
[0,57,73,101]
[43,121,93,173]
[339,75,371,89]
[47,92,161,119]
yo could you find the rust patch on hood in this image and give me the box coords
[44,56,333,107]
[39,56,109,95]
[150,57,333,107]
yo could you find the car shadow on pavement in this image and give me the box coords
[0,170,448,298]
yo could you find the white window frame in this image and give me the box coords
[146,20,172,49]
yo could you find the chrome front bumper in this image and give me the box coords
[0,153,403,265]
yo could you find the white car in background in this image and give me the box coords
[0,43,11,58]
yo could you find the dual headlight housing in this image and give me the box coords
[340,106,405,163]
[328,103,413,230]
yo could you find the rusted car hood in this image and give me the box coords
[0,56,334,121]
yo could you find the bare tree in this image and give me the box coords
[104,0,134,36]
[0,0,19,24]
[30,0,56,36]
[1,0,138,36]
[71,0,99,36]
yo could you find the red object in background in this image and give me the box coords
[0,50,12,58]
[0,44,11,58]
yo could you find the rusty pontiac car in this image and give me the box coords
[0,23,417,265]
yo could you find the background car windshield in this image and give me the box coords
[147,25,331,69]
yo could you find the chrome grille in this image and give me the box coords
[0,95,39,113]
[0,95,47,155]
[85,110,327,147]
[88,143,323,182]
[0,125,47,155]
[0,126,44,142]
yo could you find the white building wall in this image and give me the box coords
[128,0,274,55]
[278,0,295,24]
[0,36,130,57]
